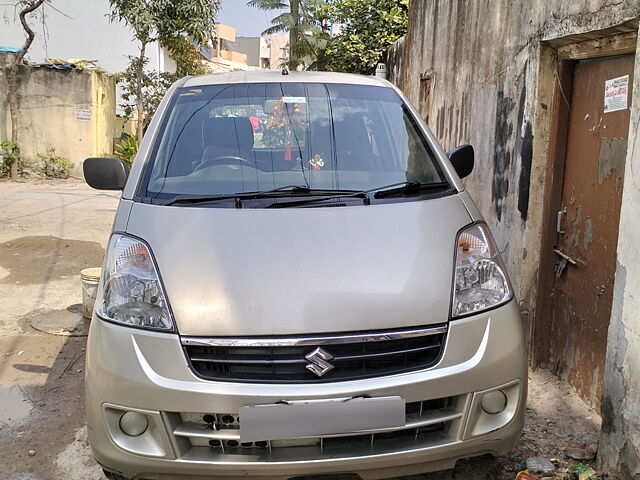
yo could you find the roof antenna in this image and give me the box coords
[281,66,289,76]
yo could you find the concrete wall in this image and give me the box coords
[600,32,640,479]
[215,23,237,43]
[385,36,405,87]
[233,37,264,67]
[0,52,116,167]
[386,1,640,476]
[389,2,640,314]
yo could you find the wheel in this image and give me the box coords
[102,469,131,480]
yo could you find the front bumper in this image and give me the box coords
[86,300,527,480]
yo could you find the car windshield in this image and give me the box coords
[142,82,447,199]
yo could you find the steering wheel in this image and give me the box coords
[194,155,256,172]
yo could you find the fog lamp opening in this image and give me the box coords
[119,411,149,437]
[481,390,507,414]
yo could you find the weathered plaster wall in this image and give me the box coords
[386,36,405,87]
[0,52,116,168]
[600,33,640,480]
[387,2,640,475]
[388,0,640,340]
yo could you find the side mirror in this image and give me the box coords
[447,144,474,179]
[83,157,129,190]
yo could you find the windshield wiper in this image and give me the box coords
[267,181,451,208]
[159,185,310,206]
[158,185,363,207]
[370,181,451,199]
[160,182,451,208]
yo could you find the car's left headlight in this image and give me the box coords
[95,233,174,331]
[451,223,513,318]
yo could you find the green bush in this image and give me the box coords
[114,135,139,169]
[37,148,74,178]
[0,141,25,177]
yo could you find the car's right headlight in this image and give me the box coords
[95,233,174,331]
[451,223,513,318]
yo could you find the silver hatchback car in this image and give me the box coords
[83,71,526,480]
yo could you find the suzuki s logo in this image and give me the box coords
[305,347,334,377]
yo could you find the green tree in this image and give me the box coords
[319,0,408,75]
[108,0,220,140]
[247,0,326,69]
[6,0,47,179]
[114,56,174,130]
[161,36,208,78]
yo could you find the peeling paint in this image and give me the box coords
[594,285,605,314]
[492,91,515,221]
[600,261,628,448]
[569,206,583,247]
[598,138,627,187]
[584,217,593,249]
[621,441,640,479]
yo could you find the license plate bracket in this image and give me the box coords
[239,396,405,442]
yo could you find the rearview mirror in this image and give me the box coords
[447,144,474,179]
[83,157,129,190]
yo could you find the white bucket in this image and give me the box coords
[81,267,102,319]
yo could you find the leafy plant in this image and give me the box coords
[115,56,175,129]
[0,141,24,178]
[109,0,220,140]
[161,36,208,78]
[314,0,408,74]
[247,0,407,74]
[37,148,74,178]
[248,0,327,69]
[114,135,139,168]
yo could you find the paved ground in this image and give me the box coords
[0,179,603,480]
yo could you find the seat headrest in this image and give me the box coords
[202,117,254,153]
[335,114,372,155]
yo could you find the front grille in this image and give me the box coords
[168,395,465,461]
[182,325,447,383]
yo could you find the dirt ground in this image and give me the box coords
[0,179,603,480]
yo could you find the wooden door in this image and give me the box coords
[548,54,634,410]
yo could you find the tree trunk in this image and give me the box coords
[135,41,147,141]
[289,0,299,69]
[7,0,45,179]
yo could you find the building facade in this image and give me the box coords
[231,37,270,69]
[386,2,640,477]
[268,34,290,70]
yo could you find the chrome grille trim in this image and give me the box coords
[181,324,448,348]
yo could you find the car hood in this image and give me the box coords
[125,196,471,336]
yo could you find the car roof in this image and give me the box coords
[182,70,391,88]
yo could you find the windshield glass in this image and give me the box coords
[142,82,447,199]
